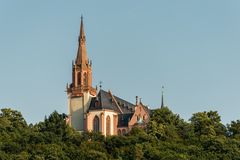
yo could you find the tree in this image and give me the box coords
[0,108,27,130]
[35,111,74,143]
[1,107,240,159]
[227,120,240,137]
[207,111,226,136]
[147,107,185,141]
[151,107,181,126]
[190,111,225,137]
[190,112,216,137]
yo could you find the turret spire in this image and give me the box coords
[75,16,88,66]
[161,86,164,108]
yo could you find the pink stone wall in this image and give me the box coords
[86,110,118,136]
[128,103,150,129]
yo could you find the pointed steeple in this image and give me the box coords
[75,16,88,66]
[79,15,85,41]
[161,86,164,108]
[67,16,96,97]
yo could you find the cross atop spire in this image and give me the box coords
[75,16,88,66]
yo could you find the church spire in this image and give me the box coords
[75,16,88,66]
[161,86,164,108]
[79,15,85,41]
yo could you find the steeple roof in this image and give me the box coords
[75,16,88,66]
[161,86,164,108]
[79,16,85,39]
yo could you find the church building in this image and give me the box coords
[66,17,152,136]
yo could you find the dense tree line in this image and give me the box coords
[1,107,240,160]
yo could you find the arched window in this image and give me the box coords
[122,129,126,135]
[137,115,140,121]
[93,116,99,132]
[137,115,143,123]
[77,72,81,86]
[118,129,122,135]
[83,72,88,86]
[106,116,111,136]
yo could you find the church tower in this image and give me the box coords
[66,17,96,131]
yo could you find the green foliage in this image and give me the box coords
[151,107,181,125]
[147,107,185,141]
[1,107,240,159]
[227,120,240,138]
[0,108,27,129]
[190,111,226,138]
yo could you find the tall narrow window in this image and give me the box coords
[83,72,88,86]
[122,129,126,135]
[118,129,122,135]
[106,116,111,136]
[77,72,81,86]
[93,116,99,132]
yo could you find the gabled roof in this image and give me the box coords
[112,92,135,114]
[118,113,134,127]
[88,90,135,113]
[139,102,151,116]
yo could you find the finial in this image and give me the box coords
[81,14,83,21]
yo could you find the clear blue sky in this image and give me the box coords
[1,0,240,124]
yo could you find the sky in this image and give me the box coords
[1,0,240,124]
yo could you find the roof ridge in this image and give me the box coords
[108,90,123,114]
[113,95,134,106]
